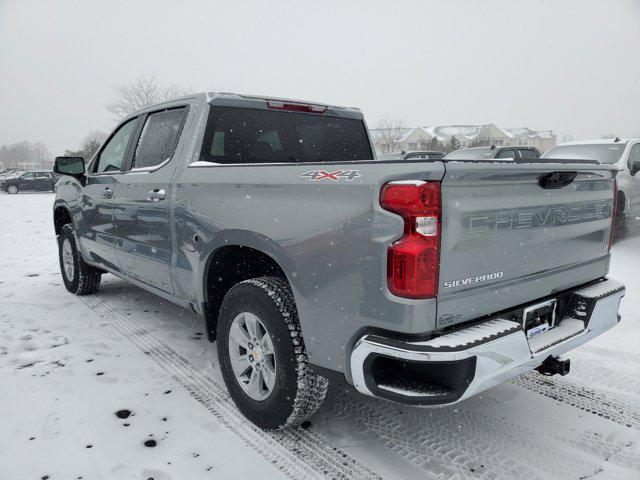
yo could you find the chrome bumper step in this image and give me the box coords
[350,278,625,406]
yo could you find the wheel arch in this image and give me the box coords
[53,204,73,236]
[201,236,294,342]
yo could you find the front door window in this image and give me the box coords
[94,119,137,173]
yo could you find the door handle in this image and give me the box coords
[147,188,166,201]
[103,187,113,199]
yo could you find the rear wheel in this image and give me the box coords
[217,277,328,429]
[58,224,102,295]
[7,185,17,194]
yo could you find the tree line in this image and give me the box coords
[0,141,51,170]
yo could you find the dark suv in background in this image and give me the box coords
[444,145,541,160]
[1,170,59,194]
[378,150,446,161]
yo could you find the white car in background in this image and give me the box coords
[543,138,640,225]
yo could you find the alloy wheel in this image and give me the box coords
[62,239,75,281]
[227,311,276,401]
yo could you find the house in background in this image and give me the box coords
[373,123,557,154]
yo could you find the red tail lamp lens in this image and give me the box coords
[380,182,441,298]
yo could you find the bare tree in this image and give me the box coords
[371,116,408,154]
[65,130,108,160]
[106,76,192,118]
[33,142,51,164]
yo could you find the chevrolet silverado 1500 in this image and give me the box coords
[52,92,625,429]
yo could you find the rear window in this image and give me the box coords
[199,106,372,164]
[542,143,627,164]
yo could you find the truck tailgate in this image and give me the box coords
[436,160,617,330]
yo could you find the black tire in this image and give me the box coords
[58,224,102,295]
[217,276,328,430]
[7,185,18,194]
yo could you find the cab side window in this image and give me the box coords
[21,172,35,179]
[519,149,538,159]
[132,108,187,170]
[496,149,517,159]
[94,118,138,173]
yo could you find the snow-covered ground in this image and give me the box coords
[1,192,639,480]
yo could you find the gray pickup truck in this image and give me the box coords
[52,92,625,429]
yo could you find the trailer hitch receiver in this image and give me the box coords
[536,356,571,376]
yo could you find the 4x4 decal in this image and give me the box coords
[301,169,361,182]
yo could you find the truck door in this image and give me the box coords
[78,117,139,270]
[34,172,50,190]
[112,106,189,293]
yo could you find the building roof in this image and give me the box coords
[422,125,491,142]
[370,124,556,144]
[502,127,555,139]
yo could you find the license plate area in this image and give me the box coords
[523,299,557,339]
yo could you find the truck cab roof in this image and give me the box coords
[119,92,364,124]
[556,138,638,146]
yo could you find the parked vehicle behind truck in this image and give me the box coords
[53,92,625,429]
[378,150,445,161]
[2,170,58,193]
[444,145,541,160]
[542,138,640,229]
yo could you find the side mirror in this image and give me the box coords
[54,156,85,176]
[631,161,640,176]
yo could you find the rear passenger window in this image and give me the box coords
[519,149,538,159]
[132,108,187,169]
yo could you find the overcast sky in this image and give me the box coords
[1,0,639,154]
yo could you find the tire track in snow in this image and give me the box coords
[514,372,640,430]
[565,356,640,398]
[325,387,640,480]
[81,296,382,480]
[79,294,640,480]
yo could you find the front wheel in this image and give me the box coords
[58,224,102,295]
[217,277,328,429]
[7,185,18,194]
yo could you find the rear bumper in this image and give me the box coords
[350,278,625,406]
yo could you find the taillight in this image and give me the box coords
[609,178,618,251]
[380,181,441,299]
